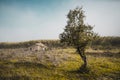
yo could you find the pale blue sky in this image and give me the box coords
[0,0,120,42]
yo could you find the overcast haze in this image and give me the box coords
[0,0,120,42]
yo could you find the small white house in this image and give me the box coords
[29,43,47,51]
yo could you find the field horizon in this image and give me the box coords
[0,38,120,80]
[0,0,120,80]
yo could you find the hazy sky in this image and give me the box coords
[0,0,120,42]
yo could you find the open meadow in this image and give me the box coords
[0,42,119,80]
[0,0,120,80]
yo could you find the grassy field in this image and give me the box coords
[0,47,120,80]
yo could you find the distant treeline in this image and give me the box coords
[0,40,62,49]
[0,37,120,49]
[91,36,120,49]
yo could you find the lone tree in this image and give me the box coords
[59,7,97,68]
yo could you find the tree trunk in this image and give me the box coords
[77,47,87,68]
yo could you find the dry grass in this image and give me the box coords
[0,48,120,80]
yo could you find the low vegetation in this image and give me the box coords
[0,46,119,80]
[0,36,119,49]
[0,36,120,80]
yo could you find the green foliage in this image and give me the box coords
[59,7,97,49]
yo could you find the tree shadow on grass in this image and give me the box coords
[66,65,94,80]
[69,64,90,74]
[0,61,49,74]
[86,52,120,58]
[78,64,90,73]
[14,61,48,69]
[0,75,30,80]
[0,61,48,80]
